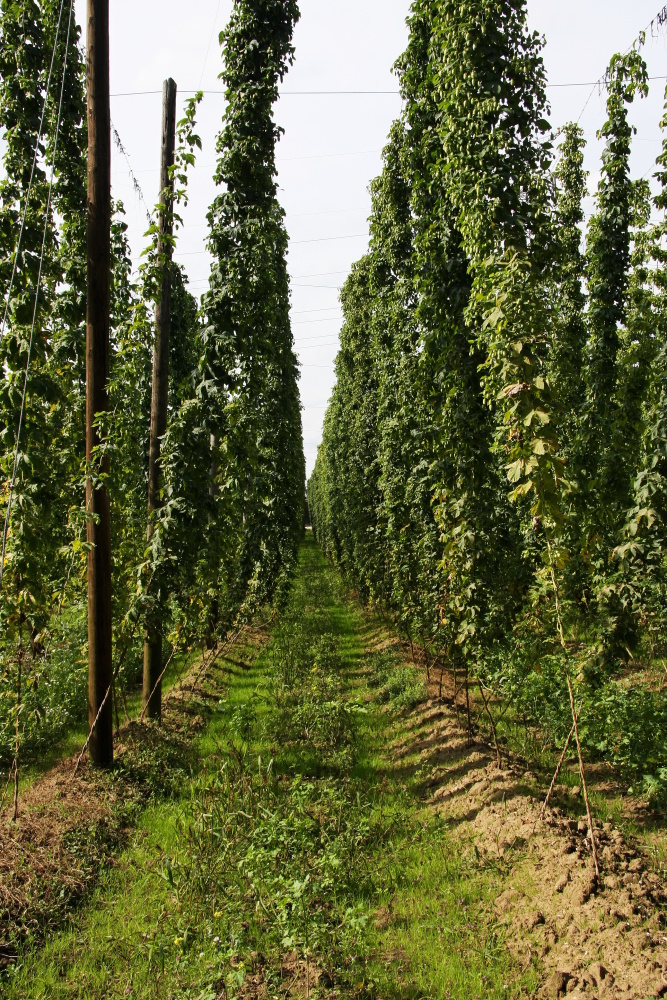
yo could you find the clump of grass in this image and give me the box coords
[377,666,429,711]
[365,649,401,689]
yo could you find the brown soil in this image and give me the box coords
[236,950,327,999]
[0,625,268,967]
[379,637,667,999]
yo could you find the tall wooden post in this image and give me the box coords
[86,0,113,766]
[142,78,177,720]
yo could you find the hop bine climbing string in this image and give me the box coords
[0,0,68,352]
[0,0,76,589]
[112,124,152,225]
[0,0,76,821]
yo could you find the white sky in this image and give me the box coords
[72,0,667,477]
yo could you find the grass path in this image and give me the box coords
[3,536,536,999]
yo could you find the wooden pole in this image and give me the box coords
[142,78,177,720]
[86,0,113,766]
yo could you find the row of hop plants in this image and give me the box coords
[0,0,305,764]
[308,0,667,803]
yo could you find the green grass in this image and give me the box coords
[3,536,537,999]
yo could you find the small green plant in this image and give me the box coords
[377,667,429,711]
[311,632,341,676]
[365,649,401,689]
[272,621,312,693]
[228,702,257,744]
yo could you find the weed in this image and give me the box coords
[377,666,429,711]
[365,649,401,689]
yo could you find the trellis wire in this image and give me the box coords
[138,644,176,724]
[0,755,17,815]
[74,618,248,775]
[112,124,152,225]
[540,701,583,819]
[74,684,112,774]
[578,5,667,122]
[198,0,223,88]
[641,5,667,46]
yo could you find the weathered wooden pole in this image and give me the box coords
[86,0,113,766]
[142,78,177,720]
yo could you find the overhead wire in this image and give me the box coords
[292,306,343,315]
[293,316,343,325]
[185,270,346,292]
[110,89,401,98]
[291,270,348,279]
[295,331,344,341]
[108,76,667,99]
[292,283,343,289]
[165,232,369,260]
[297,342,340,351]
[290,233,368,245]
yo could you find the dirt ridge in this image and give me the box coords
[396,691,667,999]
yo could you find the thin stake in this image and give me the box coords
[0,757,17,814]
[12,646,22,822]
[139,646,177,724]
[567,675,600,877]
[120,679,131,725]
[477,680,502,768]
[111,668,121,735]
[12,753,19,823]
[541,702,582,819]
[74,683,112,775]
[545,527,599,875]
[453,665,460,724]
